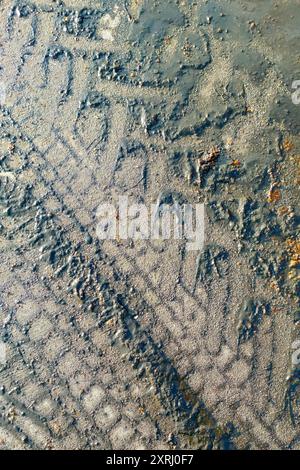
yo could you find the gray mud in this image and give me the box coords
[0,0,299,450]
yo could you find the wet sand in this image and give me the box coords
[0,0,299,450]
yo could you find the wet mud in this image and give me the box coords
[0,0,299,450]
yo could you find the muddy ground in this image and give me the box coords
[0,0,299,450]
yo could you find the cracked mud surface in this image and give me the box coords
[0,0,299,450]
